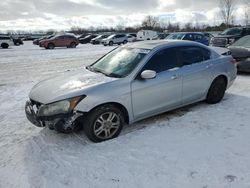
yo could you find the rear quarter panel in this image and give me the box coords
[210,55,237,89]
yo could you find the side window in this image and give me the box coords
[184,34,193,41]
[193,34,203,41]
[57,36,64,39]
[143,48,180,73]
[177,47,211,66]
[0,36,11,40]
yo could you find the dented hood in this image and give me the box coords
[29,68,117,104]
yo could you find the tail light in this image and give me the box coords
[231,58,237,65]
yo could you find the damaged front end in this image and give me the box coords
[25,97,85,133]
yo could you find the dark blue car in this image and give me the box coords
[165,32,209,46]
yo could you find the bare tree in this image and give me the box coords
[141,15,160,30]
[244,0,250,25]
[219,0,236,27]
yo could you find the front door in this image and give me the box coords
[131,47,183,120]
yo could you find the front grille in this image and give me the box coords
[212,38,228,47]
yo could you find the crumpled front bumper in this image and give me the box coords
[25,100,83,131]
[25,101,44,127]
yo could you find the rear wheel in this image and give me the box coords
[84,105,124,142]
[1,43,9,49]
[109,41,113,46]
[70,42,76,48]
[123,40,127,44]
[47,43,55,49]
[206,77,226,104]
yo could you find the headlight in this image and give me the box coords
[37,96,85,117]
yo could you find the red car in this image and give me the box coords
[39,34,79,49]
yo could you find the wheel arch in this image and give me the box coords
[85,102,130,124]
[212,74,228,88]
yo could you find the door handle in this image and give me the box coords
[171,75,178,80]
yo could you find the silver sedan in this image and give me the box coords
[25,40,237,142]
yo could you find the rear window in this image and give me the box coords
[177,46,211,65]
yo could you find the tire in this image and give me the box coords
[70,42,76,48]
[109,41,113,46]
[123,40,128,44]
[84,104,124,142]
[47,43,55,49]
[206,77,226,104]
[1,43,9,49]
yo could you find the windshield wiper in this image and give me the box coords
[86,66,121,78]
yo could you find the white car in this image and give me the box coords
[137,30,158,41]
[127,34,136,42]
[101,34,128,46]
[0,35,14,49]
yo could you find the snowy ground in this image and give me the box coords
[1,42,250,188]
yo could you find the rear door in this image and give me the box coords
[56,36,65,47]
[178,46,213,103]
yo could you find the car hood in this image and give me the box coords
[29,68,117,104]
[228,46,250,58]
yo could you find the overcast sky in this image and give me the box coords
[0,0,246,31]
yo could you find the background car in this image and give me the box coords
[210,26,250,47]
[90,34,110,44]
[39,34,79,49]
[101,34,128,46]
[0,35,14,49]
[79,34,98,44]
[228,35,250,73]
[166,32,209,46]
[137,30,158,40]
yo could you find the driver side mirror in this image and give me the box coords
[140,70,156,79]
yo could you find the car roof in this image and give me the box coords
[126,40,203,50]
[170,32,204,35]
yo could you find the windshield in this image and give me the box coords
[84,35,91,39]
[166,33,185,40]
[107,34,115,39]
[231,35,250,47]
[87,47,148,78]
[220,28,243,35]
[95,35,102,39]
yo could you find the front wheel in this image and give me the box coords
[123,40,127,44]
[47,43,55,49]
[84,105,124,142]
[1,43,9,49]
[206,77,226,104]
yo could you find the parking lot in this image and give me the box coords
[1,42,250,187]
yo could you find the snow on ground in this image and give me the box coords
[1,42,250,188]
